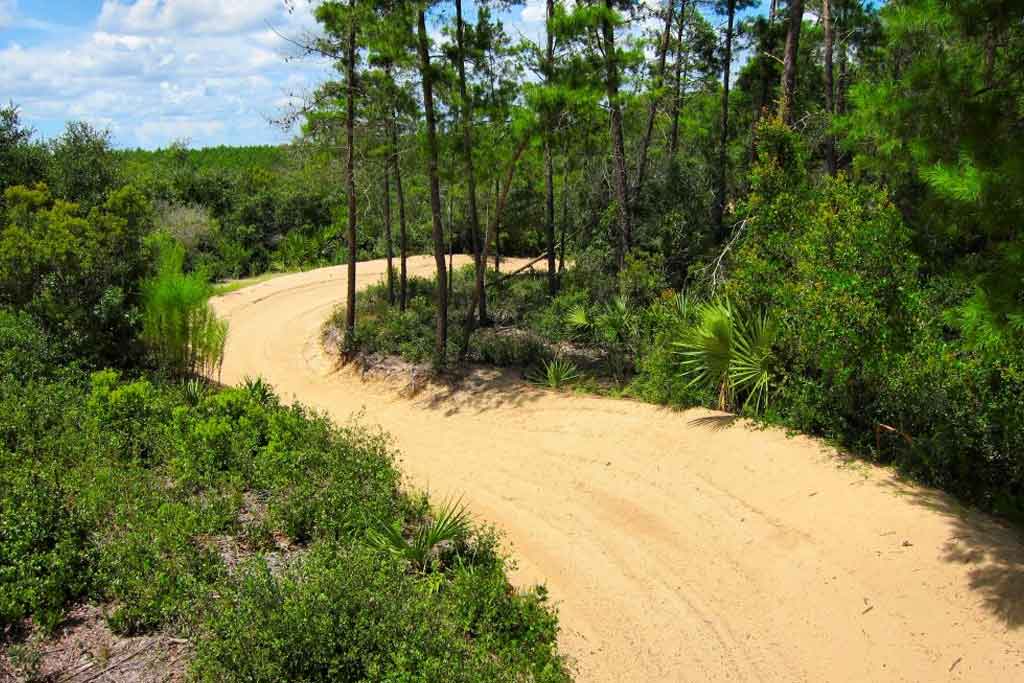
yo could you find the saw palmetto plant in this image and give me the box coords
[674,300,777,413]
[366,498,471,573]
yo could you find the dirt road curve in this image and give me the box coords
[212,256,1024,682]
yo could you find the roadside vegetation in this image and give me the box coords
[0,104,568,681]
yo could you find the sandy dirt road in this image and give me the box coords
[212,256,1024,682]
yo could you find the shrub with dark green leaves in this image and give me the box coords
[0,183,151,366]
[0,308,59,383]
[0,453,91,633]
[190,542,569,683]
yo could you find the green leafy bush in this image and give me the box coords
[0,183,151,365]
[191,542,569,683]
[0,317,567,675]
[0,308,59,383]
[0,453,90,632]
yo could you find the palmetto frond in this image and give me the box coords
[673,300,776,413]
[366,498,471,573]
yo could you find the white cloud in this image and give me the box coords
[134,118,225,147]
[521,0,545,23]
[0,0,16,28]
[2,0,331,148]
[98,0,283,36]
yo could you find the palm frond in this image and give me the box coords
[528,358,580,389]
[366,498,471,573]
[673,300,776,413]
[564,304,591,332]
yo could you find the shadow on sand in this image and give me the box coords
[686,413,740,432]
[412,365,546,416]
[874,475,1024,628]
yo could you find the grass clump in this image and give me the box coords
[141,238,228,379]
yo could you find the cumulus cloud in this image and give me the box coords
[98,0,283,36]
[1,0,330,148]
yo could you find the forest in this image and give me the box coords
[1,0,1023,680]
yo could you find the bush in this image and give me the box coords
[0,453,91,632]
[0,308,59,383]
[154,201,217,249]
[873,312,1024,515]
[47,122,121,208]
[0,106,47,199]
[725,121,918,434]
[0,183,151,365]
[191,542,569,683]
[714,120,1024,516]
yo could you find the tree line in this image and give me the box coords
[297,0,888,367]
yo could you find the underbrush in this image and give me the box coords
[0,311,570,681]
[334,266,557,369]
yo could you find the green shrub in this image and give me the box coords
[0,453,91,632]
[724,121,918,431]
[0,183,151,365]
[47,122,121,208]
[873,320,1024,515]
[471,328,550,367]
[87,370,169,464]
[0,308,59,382]
[190,542,569,683]
[617,252,668,307]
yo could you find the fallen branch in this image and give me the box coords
[486,243,563,289]
[875,423,914,452]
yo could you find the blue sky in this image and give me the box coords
[0,1,770,149]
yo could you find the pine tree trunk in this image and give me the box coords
[837,17,848,116]
[635,0,677,198]
[391,116,408,311]
[822,0,836,175]
[559,158,569,273]
[343,13,358,348]
[779,0,805,124]
[712,0,735,238]
[417,9,448,365]
[482,138,529,271]
[383,165,394,305]
[544,0,558,296]
[454,0,486,324]
[668,1,689,160]
[601,0,632,271]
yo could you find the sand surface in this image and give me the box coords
[212,256,1024,682]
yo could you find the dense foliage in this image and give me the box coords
[0,100,568,681]
[0,313,569,680]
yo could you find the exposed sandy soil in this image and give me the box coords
[1,605,189,683]
[212,256,1024,682]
